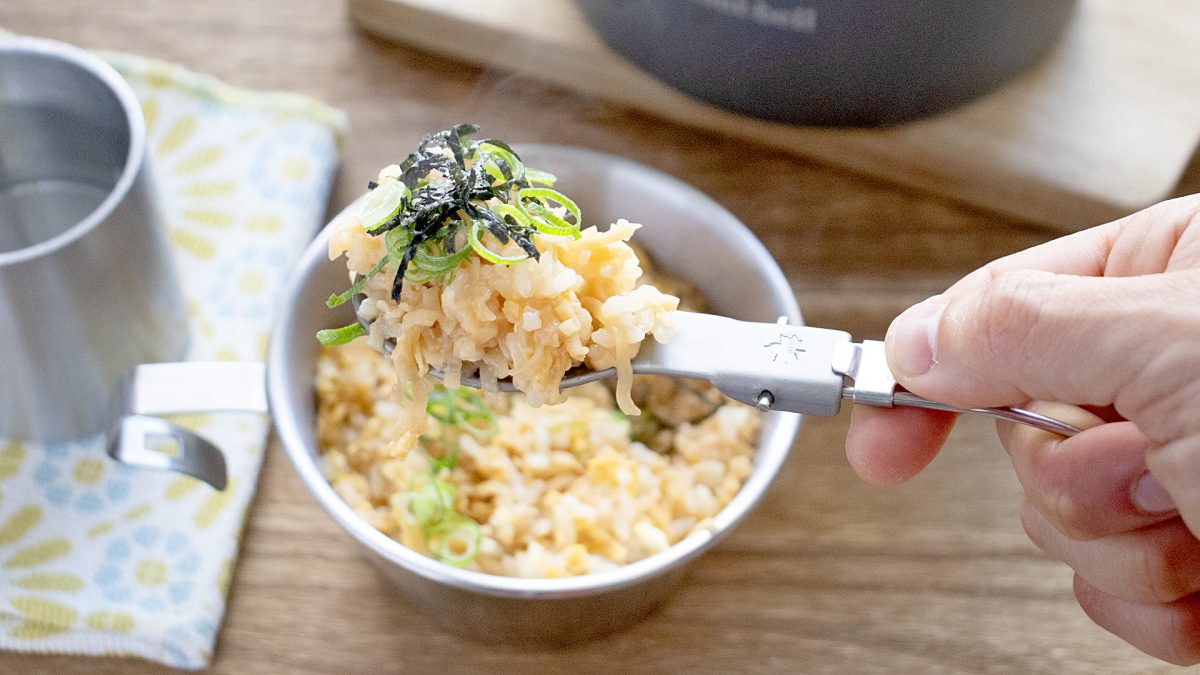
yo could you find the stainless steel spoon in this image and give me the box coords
[353,300,1082,437]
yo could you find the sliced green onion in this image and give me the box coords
[430,450,457,473]
[462,418,497,439]
[469,217,528,265]
[425,385,457,424]
[405,492,440,527]
[524,202,581,238]
[455,391,498,438]
[359,179,410,232]
[384,227,410,261]
[475,142,524,183]
[386,227,471,282]
[402,475,455,527]
[326,254,390,308]
[487,202,533,230]
[315,321,368,346]
[427,515,482,566]
[426,385,499,440]
[518,187,581,239]
[426,397,454,425]
[523,168,557,186]
[478,158,506,186]
[519,187,579,219]
[430,479,455,511]
[412,246,471,278]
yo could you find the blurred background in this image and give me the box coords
[2,0,1198,672]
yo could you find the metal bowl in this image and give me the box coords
[268,145,803,646]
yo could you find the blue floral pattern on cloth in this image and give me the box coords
[95,527,200,611]
[31,439,134,513]
[0,40,346,670]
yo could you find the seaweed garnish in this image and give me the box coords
[363,125,554,300]
[317,124,582,345]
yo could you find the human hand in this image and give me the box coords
[845,195,1200,664]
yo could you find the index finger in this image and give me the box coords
[943,194,1200,299]
[845,404,956,485]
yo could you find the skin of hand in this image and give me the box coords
[844,195,1200,665]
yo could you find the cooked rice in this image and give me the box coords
[316,257,762,577]
[330,207,679,448]
[316,340,760,577]
[321,151,758,577]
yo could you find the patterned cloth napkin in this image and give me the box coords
[0,34,346,669]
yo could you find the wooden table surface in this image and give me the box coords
[0,2,1187,672]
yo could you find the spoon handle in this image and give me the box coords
[833,340,1081,437]
[862,390,1083,436]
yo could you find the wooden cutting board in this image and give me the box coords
[348,0,1200,231]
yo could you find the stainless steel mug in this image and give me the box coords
[0,36,187,441]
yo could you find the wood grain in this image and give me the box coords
[0,1,1180,672]
[348,0,1200,232]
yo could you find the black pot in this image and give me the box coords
[575,0,1078,126]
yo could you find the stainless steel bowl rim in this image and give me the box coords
[0,36,146,267]
[269,145,802,599]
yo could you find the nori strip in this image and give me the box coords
[335,125,554,307]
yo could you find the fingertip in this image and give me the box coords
[1073,573,1106,621]
[1072,573,1200,666]
[845,404,956,485]
[997,402,1105,462]
[1005,415,1164,540]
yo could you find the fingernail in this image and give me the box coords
[887,299,944,377]
[1132,472,1176,515]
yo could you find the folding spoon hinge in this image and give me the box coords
[831,340,896,407]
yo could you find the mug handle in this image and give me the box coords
[106,362,268,490]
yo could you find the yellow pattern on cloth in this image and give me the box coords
[0,32,346,670]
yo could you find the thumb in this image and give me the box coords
[884,268,1194,414]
